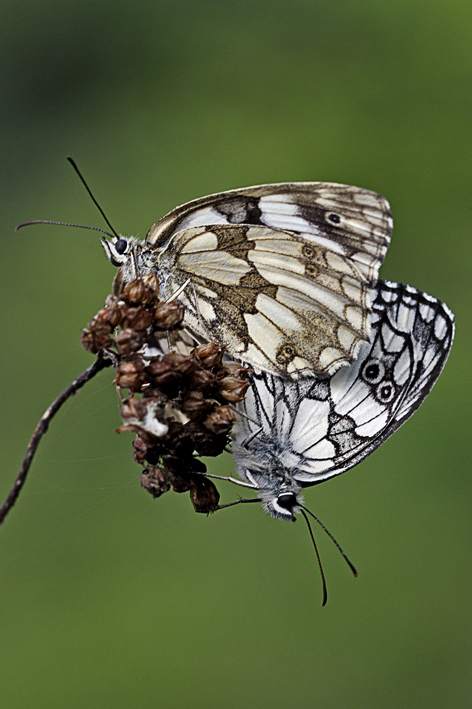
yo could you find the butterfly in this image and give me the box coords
[230,280,454,520]
[101,182,393,378]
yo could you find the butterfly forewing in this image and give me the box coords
[142,182,393,377]
[232,280,454,488]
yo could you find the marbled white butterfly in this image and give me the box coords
[230,280,454,519]
[102,183,392,378]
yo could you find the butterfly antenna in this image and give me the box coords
[300,504,357,578]
[15,220,116,239]
[300,509,328,606]
[67,156,119,238]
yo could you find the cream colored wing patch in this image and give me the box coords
[111,182,393,378]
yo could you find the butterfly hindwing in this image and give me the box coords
[128,182,393,377]
[232,280,454,492]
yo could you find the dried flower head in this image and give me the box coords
[81,276,251,514]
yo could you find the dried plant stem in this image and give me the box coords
[0,354,112,527]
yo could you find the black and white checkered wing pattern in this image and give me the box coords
[134,183,393,378]
[232,280,454,487]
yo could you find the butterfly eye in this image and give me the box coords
[375,381,396,404]
[114,238,129,255]
[277,493,297,511]
[361,359,385,384]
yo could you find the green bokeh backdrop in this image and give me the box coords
[1,1,470,707]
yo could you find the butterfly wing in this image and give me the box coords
[145,183,393,377]
[232,280,454,485]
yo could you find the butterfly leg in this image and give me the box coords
[195,471,258,489]
[191,280,206,332]
[163,279,202,332]
[164,278,208,339]
[165,278,191,303]
[131,249,139,279]
[239,427,263,448]
[215,497,260,512]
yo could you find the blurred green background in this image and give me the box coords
[0,1,470,707]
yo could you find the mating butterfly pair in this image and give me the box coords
[102,181,453,517]
[98,180,455,605]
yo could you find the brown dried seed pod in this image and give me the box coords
[122,279,151,305]
[219,361,253,378]
[190,477,220,513]
[133,438,164,466]
[104,294,120,308]
[104,294,119,307]
[164,352,197,375]
[162,454,207,476]
[146,358,180,378]
[140,386,164,399]
[140,466,172,498]
[204,405,237,435]
[146,352,195,380]
[115,328,147,355]
[103,296,126,327]
[195,436,228,457]
[93,319,114,336]
[121,307,154,332]
[181,391,213,418]
[163,422,196,458]
[80,328,100,354]
[167,472,195,493]
[132,436,149,464]
[192,343,224,369]
[153,302,185,330]
[81,321,114,353]
[180,421,210,446]
[184,423,227,457]
[218,376,251,403]
[114,359,146,390]
[145,362,183,392]
[188,368,217,393]
[142,274,160,296]
[95,307,112,323]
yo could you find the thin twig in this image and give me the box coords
[0,354,112,527]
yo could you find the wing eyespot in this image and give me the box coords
[302,245,320,279]
[326,212,341,225]
[305,263,319,279]
[375,381,396,404]
[276,343,296,365]
[361,359,385,384]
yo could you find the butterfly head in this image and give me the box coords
[259,486,303,522]
[100,235,132,267]
[101,235,155,294]
[232,437,305,521]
